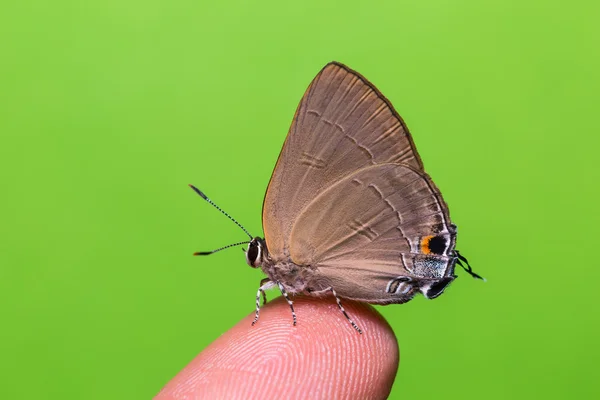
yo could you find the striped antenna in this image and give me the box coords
[189,184,253,240]
[194,241,251,256]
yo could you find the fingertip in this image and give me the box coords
[157,296,399,399]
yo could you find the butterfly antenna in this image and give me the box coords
[194,241,251,256]
[455,251,486,282]
[189,184,253,239]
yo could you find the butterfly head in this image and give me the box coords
[245,237,267,268]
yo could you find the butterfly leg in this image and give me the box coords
[328,287,363,334]
[252,279,275,326]
[259,277,270,305]
[276,281,297,326]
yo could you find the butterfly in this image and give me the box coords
[191,62,482,333]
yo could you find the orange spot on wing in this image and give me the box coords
[421,235,434,254]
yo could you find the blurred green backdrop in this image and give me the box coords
[1,0,598,398]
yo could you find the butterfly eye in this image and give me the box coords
[245,240,262,268]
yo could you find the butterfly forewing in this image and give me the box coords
[263,62,425,260]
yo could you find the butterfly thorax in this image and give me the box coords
[246,237,321,294]
[262,258,319,295]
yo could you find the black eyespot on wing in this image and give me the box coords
[426,278,453,299]
[428,235,447,255]
[247,243,259,264]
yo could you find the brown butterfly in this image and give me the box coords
[191,62,482,333]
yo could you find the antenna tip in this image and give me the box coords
[188,184,208,199]
[193,251,212,256]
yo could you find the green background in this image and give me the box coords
[1,0,598,398]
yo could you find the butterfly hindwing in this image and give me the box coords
[287,163,456,303]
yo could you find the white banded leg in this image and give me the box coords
[252,279,275,326]
[259,277,269,305]
[276,281,297,326]
[329,287,363,334]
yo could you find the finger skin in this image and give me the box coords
[156,296,399,400]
